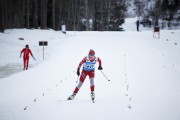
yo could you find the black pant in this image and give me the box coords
[137,26,139,31]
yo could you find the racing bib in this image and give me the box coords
[83,57,97,71]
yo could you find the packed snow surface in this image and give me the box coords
[0,18,180,120]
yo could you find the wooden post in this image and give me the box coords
[43,43,44,60]
[39,41,48,60]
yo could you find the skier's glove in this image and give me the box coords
[77,68,80,76]
[98,66,103,70]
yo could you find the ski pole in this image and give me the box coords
[100,70,110,81]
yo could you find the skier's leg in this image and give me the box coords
[68,71,87,100]
[26,59,29,70]
[89,71,95,92]
[74,81,83,93]
[23,58,26,70]
[90,78,95,92]
[74,71,87,93]
[90,78,95,100]
[89,71,95,100]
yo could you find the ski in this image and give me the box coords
[67,92,95,103]
[91,97,95,103]
[67,92,76,100]
[67,97,71,100]
[67,98,95,103]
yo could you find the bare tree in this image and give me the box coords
[85,0,89,30]
[52,0,55,29]
[40,0,47,29]
[27,0,30,28]
[33,0,39,28]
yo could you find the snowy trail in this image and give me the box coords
[0,63,22,79]
[0,31,180,120]
[14,32,126,120]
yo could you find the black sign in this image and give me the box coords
[39,41,48,46]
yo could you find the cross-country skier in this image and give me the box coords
[20,44,36,70]
[68,49,103,101]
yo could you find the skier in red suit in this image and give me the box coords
[68,49,103,101]
[20,44,35,70]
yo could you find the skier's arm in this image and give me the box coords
[77,57,86,70]
[20,49,24,58]
[97,57,102,66]
[20,52,22,58]
[97,57,103,70]
[31,54,36,60]
[29,50,36,60]
[76,57,86,76]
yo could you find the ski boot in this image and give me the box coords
[68,92,76,100]
[91,92,95,101]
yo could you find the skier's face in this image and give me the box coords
[89,54,95,60]
[25,45,29,49]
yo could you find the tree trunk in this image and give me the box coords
[27,0,30,28]
[33,0,38,28]
[52,0,55,29]
[58,0,62,30]
[0,0,4,31]
[41,0,47,29]
[3,0,7,29]
[85,0,89,31]
[107,0,111,31]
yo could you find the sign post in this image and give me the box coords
[39,41,48,60]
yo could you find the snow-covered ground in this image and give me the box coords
[0,29,67,78]
[121,17,153,31]
[0,18,180,120]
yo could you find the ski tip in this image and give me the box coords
[92,98,95,103]
[67,97,73,100]
[24,106,28,110]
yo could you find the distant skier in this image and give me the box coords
[136,20,140,31]
[68,49,103,101]
[20,44,36,70]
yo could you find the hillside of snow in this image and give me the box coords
[0,18,180,120]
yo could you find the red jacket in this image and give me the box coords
[78,56,102,71]
[21,48,33,59]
